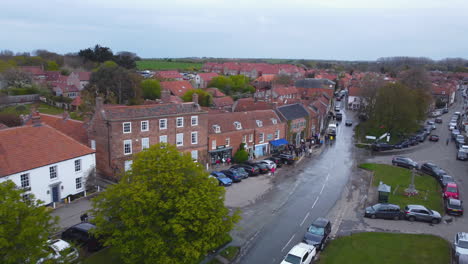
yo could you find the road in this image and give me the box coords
[233,108,356,264]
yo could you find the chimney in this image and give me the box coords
[192,92,199,105]
[161,89,171,103]
[62,111,69,120]
[32,111,41,127]
[96,97,103,110]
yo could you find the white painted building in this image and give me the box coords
[0,121,96,205]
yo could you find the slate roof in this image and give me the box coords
[101,102,203,120]
[0,124,95,177]
[275,103,309,120]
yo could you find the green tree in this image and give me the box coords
[45,60,59,71]
[0,181,58,264]
[208,76,234,94]
[140,79,161,100]
[182,89,213,106]
[233,143,248,163]
[208,75,254,95]
[91,144,240,264]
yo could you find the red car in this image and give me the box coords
[443,182,460,199]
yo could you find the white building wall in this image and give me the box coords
[0,153,96,205]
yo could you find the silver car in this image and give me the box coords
[454,232,468,259]
[404,205,441,224]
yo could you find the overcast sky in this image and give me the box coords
[2,0,468,60]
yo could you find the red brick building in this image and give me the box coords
[88,96,208,179]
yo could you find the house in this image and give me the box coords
[347,86,362,110]
[205,88,226,98]
[195,72,218,88]
[160,81,194,97]
[0,118,96,205]
[275,103,312,145]
[68,72,91,90]
[26,113,89,145]
[87,94,207,179]
[207,110,286,163]
[20,66,46,81]
[71,96,82,111]
[232,98,275,112]
[295,78,335,100]
[155,71,183,81]
[212,96,234,110]
[432,82,457,106]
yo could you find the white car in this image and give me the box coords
[281,243,316,264]
[454,232,468,258]
[258,160,277,169]
[37,239,79,264]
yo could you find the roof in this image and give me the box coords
[233,98,274,112]
[20,66,45,76]
[205,88,226,97]
[276,103,309,120]
[26,113,88,145]
[0,123,8,130]
[160,81,193,97]
[254,75,276,83]
[101,102,204,120]
[207,110,281,134]
[45,71,61,82]
[198,72,218,82]
[348,86,361,97]
[77,72,91,81]
[312,217,330,227]
[273,86,298,96]
[155,70,183,79]
[295,78,335,89]
[0,125,95,177]
[71,96,82,106]
[213,96,234,107]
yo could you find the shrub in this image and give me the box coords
[234,149,248,163]
[0,113,22,127]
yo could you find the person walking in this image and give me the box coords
[80,213,88,223]
[216,159,221,168]
[308,148,313,157]
[271,166,276,176]
[446,138,450,145]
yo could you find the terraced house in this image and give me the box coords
[88,95,207,179]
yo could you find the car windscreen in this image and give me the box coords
[307,225,325,236]
[447,186,458,193]
[284,254,301,264]
[459,240,468,249]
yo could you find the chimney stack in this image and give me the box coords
[161,89,171,103]
[96,97,103,110]
[32,111,41,127]
[192,92,199,105]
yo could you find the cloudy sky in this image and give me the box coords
[2,0,467,60]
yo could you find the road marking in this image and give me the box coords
[281,234,295,252]
[300,212,310,226]
[326,173,330,182]
[311,196,319,209]
[319,182,326,195]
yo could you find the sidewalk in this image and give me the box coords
[51,195,93,230]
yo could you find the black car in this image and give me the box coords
[372,143,394,151]
[265,156,283,168]
[364,203,402,220]
[230,164,259,176]
[273,153,295,165]
[440,174,455,187]
[221,170,243,182]
[408,136,419,146]
[244,161,269,174]
[392,156,418,169]
[446,198,464,216]
[302,217,331,251]
[336,112,343,121]
[61,223,102,252]
[420,162,441,177]
[394,140,410,149]
[435,117,443,123]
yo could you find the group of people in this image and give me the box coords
[215,157,231,167]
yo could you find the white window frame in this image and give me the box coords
[159,135,168,143]
[256,120,263,127]
[75,177,82,189]
[176,117,184,128]
[141,120,149,132]
[272,118,277,124]
[225,137,230,146]
[212,139,216,150]
[124,140,132,155]
[124,160,133,172]
[20,173,30,188]
[234,121,242,130]
[213,125,221,133]
[242,135,247,143]
[191,132,198,145]
[159,119,167,130]
[74,159,81,172]
[191,150,198,161]
[90,140,96,150]
[275,130,280,140]
[123,122,131,133]
[142,137,150,149]
[191,116,198,126]
[259,133,264,143]
[176,133,184,146]
[49,165,57,179]
[249,134,253,142]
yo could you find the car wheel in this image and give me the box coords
[432,218,440,224]
[393,215,400,220]
[370,214,376,219]
[409,216,415,222]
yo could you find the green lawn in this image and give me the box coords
[136,60,202,71]
[0,102,86,120]
[318,232,450,264]
[83,247,123,264]
[359,163,443,213]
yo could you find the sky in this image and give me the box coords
[2,0,468,60]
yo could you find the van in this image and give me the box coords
[327,124,337,136]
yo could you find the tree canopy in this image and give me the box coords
[208,75,254,95]
[0,181,57,264]
[91,143,239,264]
[140,79,161,100]
[182,89,212,107]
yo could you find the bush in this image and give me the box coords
[234,149,248,163]
[0,113,22,127]
[15,105,26,112]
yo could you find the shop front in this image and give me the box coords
[208,146,233,165]
[254,143,269,158]
[269,138,289,154]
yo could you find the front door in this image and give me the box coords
[51,185,60,203]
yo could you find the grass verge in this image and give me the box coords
[318,232,450,264]
[219,246,240,261]
[359,163,443,212]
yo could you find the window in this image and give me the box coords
[234,121,242,130]
[191,150,198,161]
[213,125,221,133]
[176,133,184,146]
[75,177,82,189]
[124,160,133,172]
[225,137,230,146]
[20,173,30,188]
[49,166,57,179]
[176,117,184,128]
[142,137,150,149]
[159,119,167,130]
[191,116,198,126]
[249,134,253,142]
[159,135,168,143]
[123,122,131,133]
[275,130,280,139]
[74,159,81,172]
[141,120,149,132]
[212,140,216,150]
[90,140,96,150]
[256,120,263,127]
[191,132,198,144]
[271,118,277,124]
[124,140,132,155]
[242,135,247,143]
[259,133,264,143]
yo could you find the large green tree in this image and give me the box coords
[91,144,239,264]
[0,181,58,264]
[208,75,254,95]
[140,79,161,100]
[182,89,212,106]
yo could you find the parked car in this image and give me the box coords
[404,205,441,224]
[435,117,443,123]
[429,135,439,142]
[446,198,464,216]
[444,182,460,199]
[427,121,436,130]
[458,145,468,161]
[454,232,468,259]
[230,167,249,179]
[453,129,461,139]
[37,239,79,264]
[345,120,353,126]
[244,161,269,174]
[221,170,243,182]
[420,162,441,177]
[273,153,295,165]
[372,143,394,151]
[210,171,233,186]
[258,159,277,170]
[281,243,316,264]
[408,136,419,146]
[449,123,457,130]
[265,156,283,168]
[440,174,455,187]
[393,140,409,149]
[61,223,102,252]
[416,133,426,142]
[230,164,259,176]
[392,156,418,169]
[364,203,402,220]
[302,217,331,251]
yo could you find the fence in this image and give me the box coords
[0,94,40,105]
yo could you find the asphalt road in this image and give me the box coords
[233,108,355,264]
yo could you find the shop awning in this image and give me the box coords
[270,138,288,147]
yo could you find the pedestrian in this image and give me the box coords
[226,157,231,165]
[271,166,276,175]
[308,148,312,157]
[216,159,220,168]
[80,213,88,223]
[446,138,449,145]
[222,157,226,165]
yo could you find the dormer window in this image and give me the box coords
[256,120,263,127]
[234,121,242,130]
[271,118,277,124]
[213,125,221,133]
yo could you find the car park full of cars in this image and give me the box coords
[365,203,401,220]
[302,217,331,251]
[281,243,316,264]
[404,205,441,224]
[210,171,233,186]
[221,170,243,182]
[230,164,259,176]
[446,198,464,216]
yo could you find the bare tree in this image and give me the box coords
[359,73,385,118]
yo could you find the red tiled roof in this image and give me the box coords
[156,71,183,79]
[77,72,91,81]
[0,123,8,130]
[348,86,361,97]
[160,81,194,97]
[71,96,82,106]
[45,71,61,82]
[274,86,298,96]
[213,96,234,107]
[198,72,218,82]
[20,66,45,76]
[25,113,88,145]
[0,124,94,177]
[205,88,226,97]
[207,110,281,133]
[101,101,203,120]
[233,98,274,112]
[254,75,276,83]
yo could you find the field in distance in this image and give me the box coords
[136,60,202,71]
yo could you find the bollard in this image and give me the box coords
[68,196,71,203]
[84,190,87,197]
[53,202,56,208]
